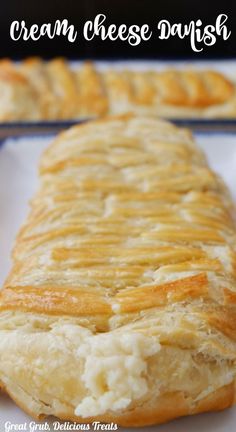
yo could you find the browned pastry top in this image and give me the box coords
[0,58,235,120]
[0,115,236,426]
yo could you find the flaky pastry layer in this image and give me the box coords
[0,58,236,121]
[0,115,236,426]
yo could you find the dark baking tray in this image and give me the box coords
[0,119,236,139]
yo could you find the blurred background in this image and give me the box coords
[0,0,235,59]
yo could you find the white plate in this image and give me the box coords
[0,132,236,431]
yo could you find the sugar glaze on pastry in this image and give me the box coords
[0,115,236,426]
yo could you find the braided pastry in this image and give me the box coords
[0,115,236,426]
[0,58,235,120]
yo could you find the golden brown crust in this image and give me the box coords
[0,59,235,120]
[46,58,78,119]
[58,383,235,427]
[150,69,234,107]
[0,115,236,425]
[0,286,112,317]
[74,62,108,117]
[2,382,234,427]
[19,57,58,119]
[0,58,42,121]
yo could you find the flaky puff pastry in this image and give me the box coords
[0,59,41,121]
[0,58,236,120]
[1,115,236,426]
[103,68,236,118]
